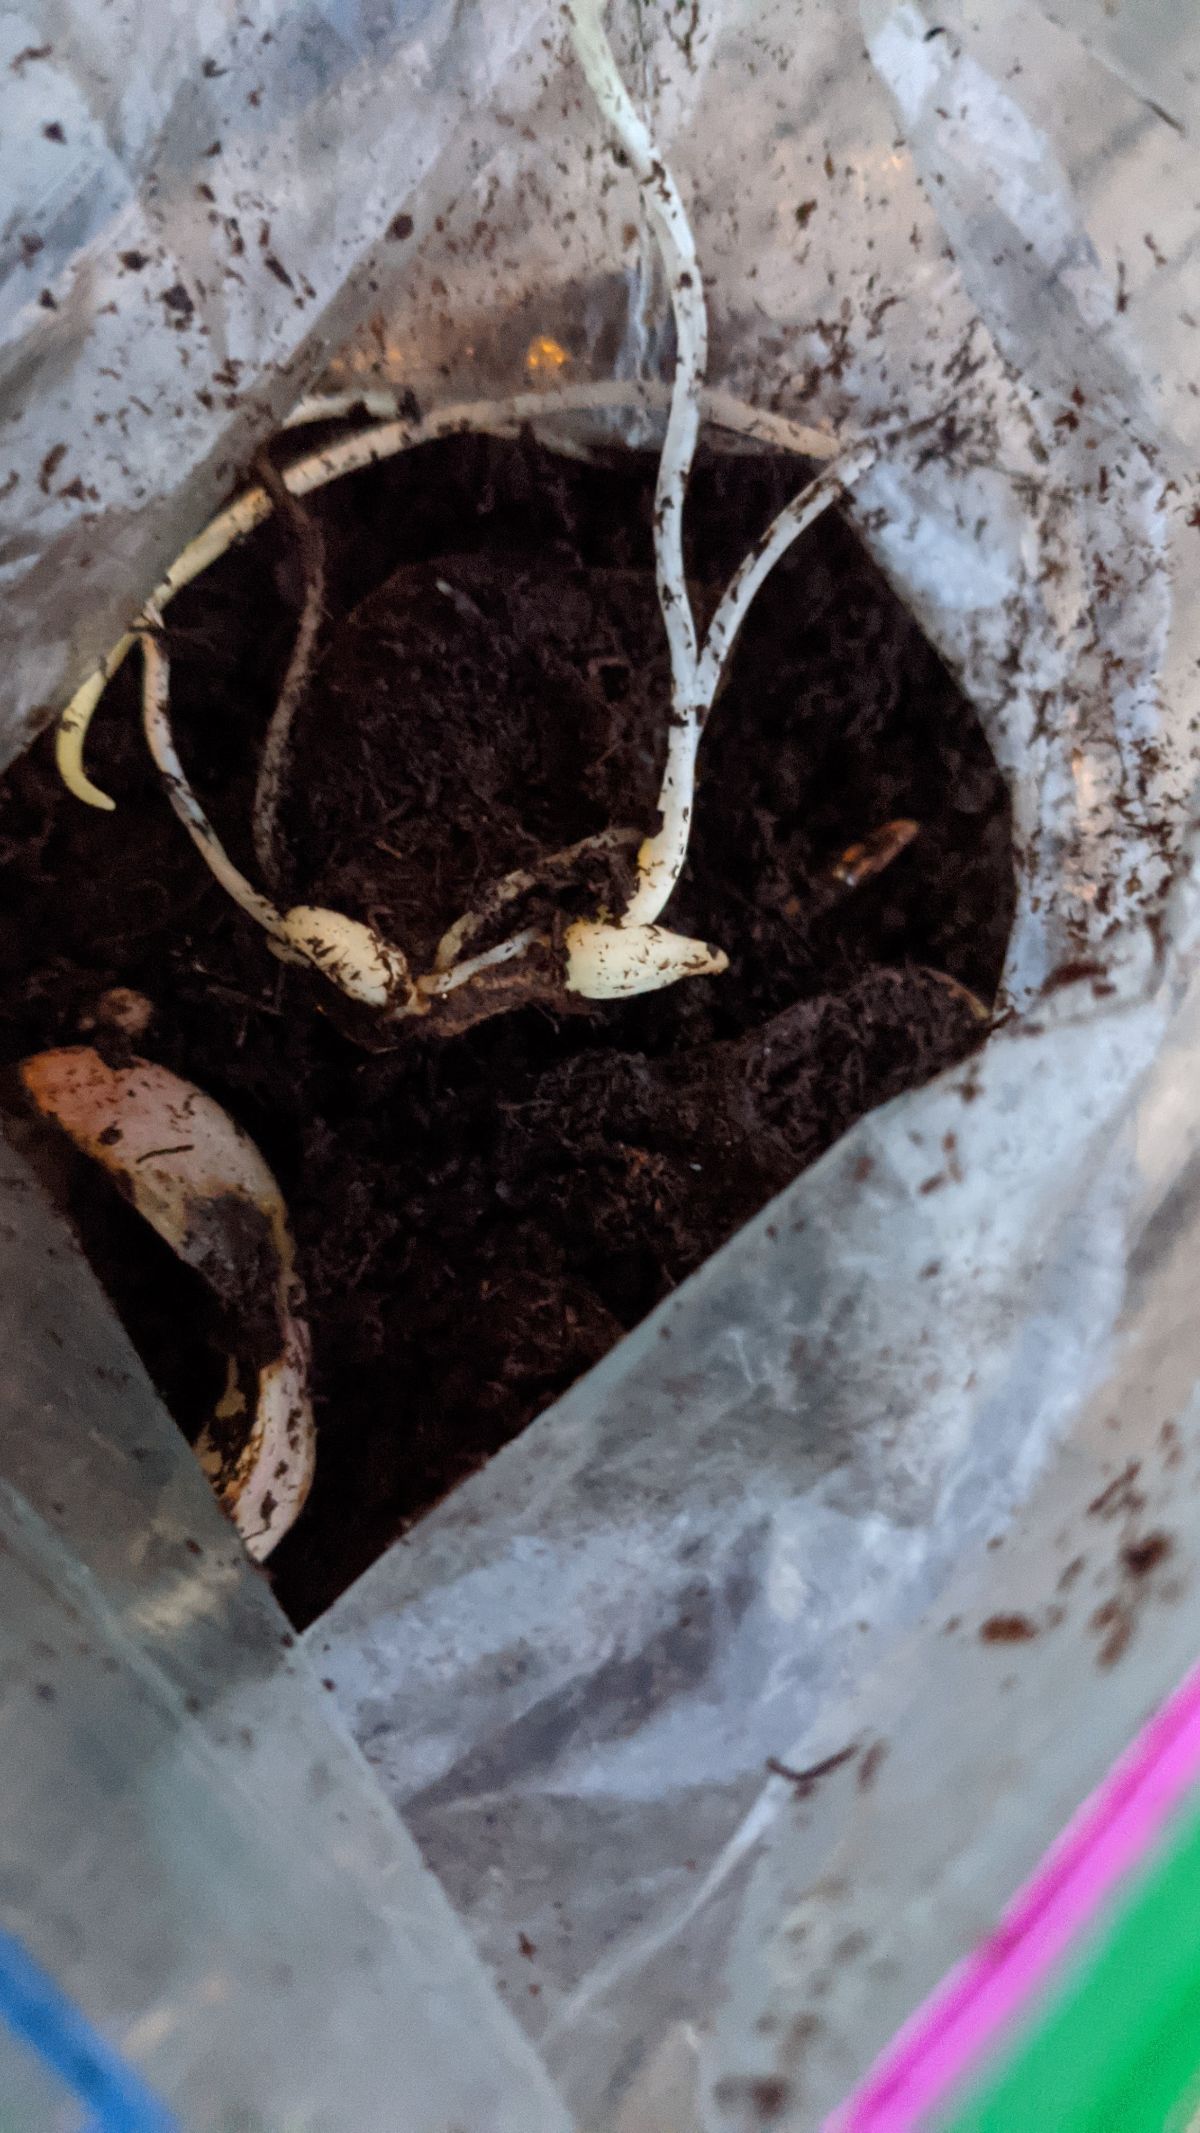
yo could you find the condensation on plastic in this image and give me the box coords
[5,1,1200,2129]
[0,1127,572,2133]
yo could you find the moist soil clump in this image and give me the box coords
[0,432,1014,1624]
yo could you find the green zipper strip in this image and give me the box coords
[940,1797,1200,2132]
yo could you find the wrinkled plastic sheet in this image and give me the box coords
[0,1126,571,2131]
[6,0,1200,2127]
[0,0,553,762]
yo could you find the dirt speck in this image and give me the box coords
[714,2075,791,2121]
[979,1612,1037,1644]
[37,442,67,493]
[1091,1598,1133,1667]
[1121,1531,1173,1580]
[1088,1461,1145,1520]
[767,1744,859,1797]
[857,1740,887,1791]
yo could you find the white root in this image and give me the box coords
[433,875,537,974]
[19,1046,315,1560]
[431,828,640,975]
[59,481,274,810]
[418,929,540,996]
[141,629,419,1013]
[563,3,705,714]
[55,633,138,811]
[55,387,845,816]
[251,452,326,888]
[140,624,286,941]
[283,377,842,465]
[693,443,877,711]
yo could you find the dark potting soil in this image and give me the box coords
[0,432,1014,1624]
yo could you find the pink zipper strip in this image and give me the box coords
[825,1656,1200,2131]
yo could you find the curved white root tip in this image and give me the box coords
[197,1318,315,1563]
[564,917,728,1000]
[19,1046,315,1559]
[56,648,136,810]
[279,905,417,1012]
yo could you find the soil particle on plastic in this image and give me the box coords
[0,432,1013,1623]
[1090,1528,1176,1667]
[766,1743,859,1797]
[713,2075,791,2122]
[1121,1530,1172,1579]
[979,1612,1037,1644]
[1088,1460,1146,1520]
[857,1740,888,1791]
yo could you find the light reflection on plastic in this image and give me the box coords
[525,334,570,374]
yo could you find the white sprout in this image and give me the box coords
[53,3,875,1025]
[564,0,874,929]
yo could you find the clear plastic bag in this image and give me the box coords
[0,1127,571,2130]
[6,0,1200,2126]
[307,5,1200,2125]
